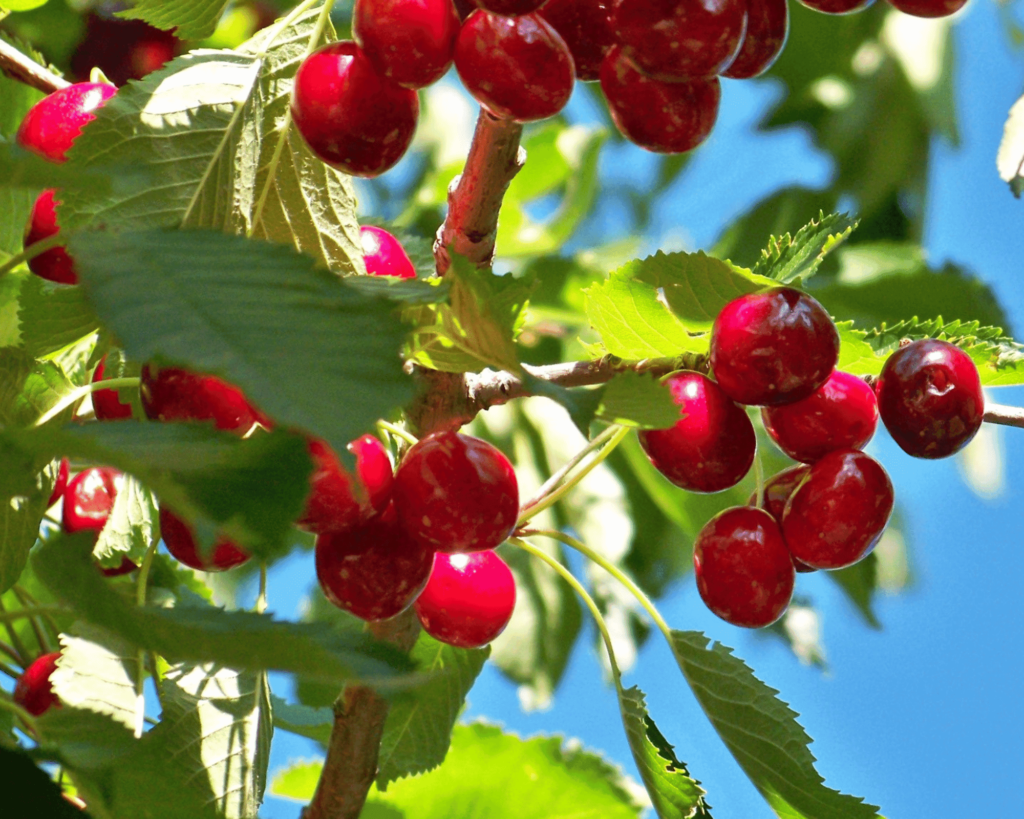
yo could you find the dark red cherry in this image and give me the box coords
[637,372,755,493]
[360,226,417,279]
[291,42,420,178]
[454,11,575,123]
[748,465,815,573]
[798,0,874,12]
[24,189,77,285]
[71,15,177,86]
[761,371,878,463]
[47,458,70,508]
[159,507,250,572]
[393,432,519,554]
[538,0,617,81]
[722,0,788,79]
[782,450,893,570]
[13,652,62,717]
[298,435,394,535]
[62,467,121,535]
[17,82,117,164]
[475,0,548,14]
[885,0,965,16]
[316,504,435,621]
[354,0,460,89]
[92,356,135,421]
[600,46,720,154]
[414,550,516,648]
[453,0,477,17]
[100,557,138,577]
[875,339,984,459]
[141,365,266,435]
[694,506,795,628]
[612,0,747,81]
[710,287,839,407]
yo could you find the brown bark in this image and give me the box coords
[0,38,69,96]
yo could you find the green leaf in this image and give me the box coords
[37,705,138,771]
[0,460,56,594]
[17,272,100,359]
[0,349,77,428]
[0,187,36,265]
[117,0,230,40]
[269,760,322,802]
[93,474,159,570]
[752,212,858,285]
[66,228,411,466]
[0,35,46,140]
[998,93,1024,198]
[377,634,490,789]
[270,694,332,745]
[60,7,364,274]
[0,141,149,198]
[671,631,882,819]
[827,554,881,630]
[597,372,679,429]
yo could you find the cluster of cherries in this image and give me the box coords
[638,286,984,628]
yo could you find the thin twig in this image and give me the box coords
[0,38,68,95]
[11,588,51,655]
[0,599,30,667]
[984,403,1024,429]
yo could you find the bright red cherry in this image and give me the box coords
[710,287,839,407]
[291,42,419,178]
[24,189,77,285]
[782,450,893,570]
[298,435,394,535]
[141,365,267,435]
[875,339,984,459]
[354,0,460,89]
[360,226,417,279]
[600,46,720,154]
[538,0,617,81]
[637,372,755,493]
[62,467,122,535]
[17,82,117,163]
[885,0,966,16]
[13,652,62,717]
[47,458,69,508]
[475,0,548,14]
[393,432,519,554]
[316,504,435,621]
[798,0,875,12]
[722,0,788,79]
[92,356,135,421]
[748,465,815,573]
[415,550,516,648]
[612,0,747,81]
[694,506,795,628]
[454,11,575,123]
[159,507,251,572]
[761,371,877,463]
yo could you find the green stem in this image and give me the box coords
[256,563,268,614]
[754,451,765,509]
[0,605,65,625]
[0,233,64,278]
[377,419,418,447]
[0,640,22,667]
[13,587,61,649]
[134,536,159,738]
[11,588,51,655]
[0,658,21,679]
[0,599,30,666]
[34,377,140,428]
[0,696,38,735]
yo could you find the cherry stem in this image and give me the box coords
[11,587,52,655]
[983,403,1024,429]
[12,587,61,650]
[0,233,66,279]
[0,599,32,666]
[34,377,140,428]
[134,534,160,738]
[0,37,69,95]
[0,694,38,735]
[753,452,765,509]
[0,658,21,680]
[256,563,268,615]
[0,640,22,667]
[376,419,418,447]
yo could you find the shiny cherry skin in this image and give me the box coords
[694,506,795,628]
[393,431,519,554]
[875,339,984,459]
[414,550,516,648]
[538,0,616,81]
[354,0,460,88]
[475,0,548,14]
[612,0,747,81]
[62,467,121,535]
[600,47,720,154]
[748,465,815,573]
[298,435,394,535]
[24,189,77,285]
[761,371,878,463]
[710,287,839,407]
[292,42,419,178]
[798,0,874,12]
[360,226,417,279]
[722,0,788,79]
[316,504,435,621]
[782,449,893,570]
[14,652,62,717]
[885,0,966,17]
[47,458,70,508]
[454,11,575,123]
[638,372,755,493]
[141,365,266,435]
[17,82,117,163]
[159,507,251,572]
[92,356,135,421]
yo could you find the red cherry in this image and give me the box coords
[393,432,519,554]
[454,11,575,123]
[47,458,70,508]
[748,465,815,573]
[885,0,966,16]
[353,0,460,89]
[62,467,121,535]
[538,0,617,81]
[298,435,394,535]
[13,652,62,717]
[722,0,788,79]
[761,371,878,463]
[291,42,419,178]
[159,507,251,572]
[24,189,77,285]
[474,0,548,14]
[453,0,477,17]
[612,0,747,81]
[71,14,178,86]
[17,82,117,164]
[782,450,893,570]
[637,371,755,493]
[316,504,435,621]
[92,356,135,421]
[360,226,417,279]
[710,287,839,407]
[414,550,516,648]
[140,365,266,435]
[875,339,984,459]
[100,557,138,577]
[600,46,720,154]
[797,0,875,12]
[694,506,795,628]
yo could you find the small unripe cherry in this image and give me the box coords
[538,0,617,82]
[875,338,984,459]
[748,465,815,573]
[393,431,519,554]
[884,0,966,17]
[62,467,122,535]
[24,189,77,285]
[17,82,117,163]
[48,458,70,508]
[722,0,789,79]
[92,356,135,421]
[14,652,62,717]
[354,0,460,89]
[414,550,516,648]
[797,0,875,13]
[694,506,795,628]
[360,226,417,279]
[159,507,251,572]
[298,435,394,535]
[637,371,755,493]
[141,365,267,435]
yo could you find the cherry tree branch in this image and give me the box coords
[984,403,1024,429]
[0,38,68,95]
